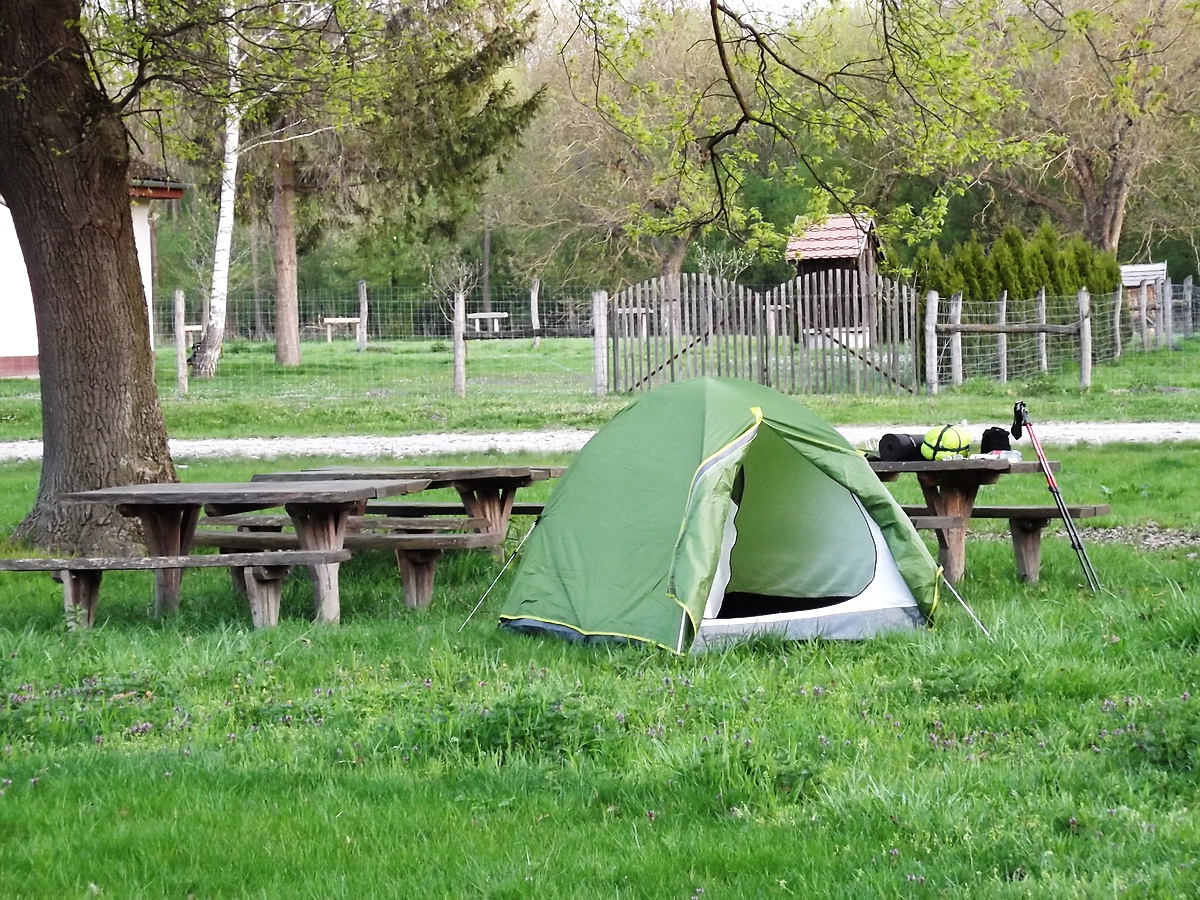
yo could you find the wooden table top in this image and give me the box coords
[869,458,1056,476]
[252,465,566,485]
[62,478,431,506]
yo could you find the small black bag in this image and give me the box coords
[981,426,1011,453]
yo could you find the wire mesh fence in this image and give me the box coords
[925,280,1200,391]
[150,278,1200,403]
[151,284,598,401]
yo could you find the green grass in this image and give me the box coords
[1,446,1199,895]
[0,336,1199,440]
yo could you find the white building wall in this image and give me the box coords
[0,197,160,373]
[0,202,39,362]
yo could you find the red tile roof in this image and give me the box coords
[786,214,874,261]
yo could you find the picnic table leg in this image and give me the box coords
[916,480,980,584]
[244,563,293,627]
[285,502,353,624]
[53,569,101,629]
[394,548,443,609]
[1009,517,1050,583]
[455,486,515,552]
[122,503,200,617]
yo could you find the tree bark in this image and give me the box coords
[193,27,242,378]
[273,138,302,365]
[0,0,175,553]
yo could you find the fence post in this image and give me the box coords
[1112,284,1123,361]
[924,290,939,395]
[1078,287,1092,389]
[530,277,542,349]
[949,291,963,386]
[1036,288,1048,372]
[453,289,466,397]
[356,280,369,351]
[996,289,1008,383]
[1184,276,1194,339]
[592,289,609,396]
[174,288,188,396]
[1162,277,1174,349]
[1139,281,1150,350]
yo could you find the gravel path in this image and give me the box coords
[0,421,1198,461]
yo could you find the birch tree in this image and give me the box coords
[189,3,375,377]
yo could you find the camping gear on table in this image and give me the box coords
[980,426,1012,453]
[920,425,972,460]
[1011,401,1101,592]
[878,432,925,462]
[499,378,941,652]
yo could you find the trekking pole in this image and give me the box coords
[1011,402,1101,591]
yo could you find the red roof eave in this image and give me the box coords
[129,185,185,200]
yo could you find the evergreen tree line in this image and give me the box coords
[911,221,1122,305]
[911,221,1126,366]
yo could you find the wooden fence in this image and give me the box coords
[925,287,1096,393]
[604,272,921,395]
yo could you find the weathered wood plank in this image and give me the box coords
[0,550,349,571]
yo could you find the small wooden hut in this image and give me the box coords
[785,213,881,333]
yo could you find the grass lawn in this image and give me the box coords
[0,336,1198,440]
[1,443,1198,896]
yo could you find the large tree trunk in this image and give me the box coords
[0,0,175,554]
[273,138,302,366]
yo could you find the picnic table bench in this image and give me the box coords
[0,549,350,629]
[362,500,545,520]
[59,478,428,625]
[900,503,1111,583]
[191,523,502,609]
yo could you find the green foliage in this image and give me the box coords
[917,225,1121,303]
[360,3,544,241]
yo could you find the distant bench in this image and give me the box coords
[192,517,504,609]
[0,549,350,629]
[901,503,1111,583]
[321,316,360,341]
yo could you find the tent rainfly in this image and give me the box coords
[500,377,940,651]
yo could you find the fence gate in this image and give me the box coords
[608,272,920,395]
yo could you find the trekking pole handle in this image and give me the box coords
[1011,401,1030,440]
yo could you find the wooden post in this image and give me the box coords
[949,291,963,387]
[174,288,188,396]
[1078,287,1092,389]
[1139,281,1150,351]
[1112,284,1123,361]
[1180,277,1190,340]
[924,290,939,395]
[592,290,609,396]
[996,290,1008,383]
[530,277,542,349]
[357,280,368,352]
[1036,288,1048,372]
[453,289,466,397]
[1162,277,1174,349]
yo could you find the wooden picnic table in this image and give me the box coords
[251,465,565,538]
[869,458,1059,583]
[62,478,429,623]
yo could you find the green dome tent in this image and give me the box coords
[500,377,941,652]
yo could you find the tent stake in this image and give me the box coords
[458,522,537,633]
[942,575,992,639]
